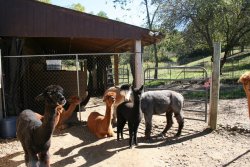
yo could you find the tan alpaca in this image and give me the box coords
[87,92,116,138]
[238,71,250,118]
[103,84,131,125]
[56,96,81,130]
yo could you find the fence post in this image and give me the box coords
[209,42,221,129]
[75,54,81,121]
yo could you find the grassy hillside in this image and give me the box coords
[142,51,250,99]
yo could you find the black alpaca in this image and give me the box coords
[16,85,66,167]
[116,85,143,148]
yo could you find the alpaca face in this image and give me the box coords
[36,85,66,106]
[132,85,144,102]
[104,92,116,106]
[239,71,250,94]
[120,84,132,102]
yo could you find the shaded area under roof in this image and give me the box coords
[0,0,163,54]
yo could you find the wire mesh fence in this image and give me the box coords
[2,53,133,116]
[2,51,248,117]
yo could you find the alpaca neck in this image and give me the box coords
[67,103,78,113]
[36,105,56,143]
[103,103,112,129]
[246,93,250,118]
[133,99,140,112]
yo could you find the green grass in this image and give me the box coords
[141,51,250,99]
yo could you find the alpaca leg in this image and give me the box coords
[133,122,140,146]
[175,113,184,137]
[120,120,126,139]
[107,125,115,137]
[161,112,173,135]
[128,121,134,148]
[112,105,117,126]
[39,151,50,167]
[144,114,153,139]
[24,150,29,166]
[117,118,126,141]
[28,152,39,167]
[21,144,29,166]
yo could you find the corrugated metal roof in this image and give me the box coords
[0,0,163,53]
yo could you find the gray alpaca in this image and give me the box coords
[141,90,184,139]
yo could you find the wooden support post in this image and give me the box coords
[209,42,221,130]
[135,40,142,88]
[114,54,119,86]
[0,49,2,120]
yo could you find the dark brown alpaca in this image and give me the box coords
[16,85,66,167]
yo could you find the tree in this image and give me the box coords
[70,3,85,12]
[113,0,162,79]
[97,11,108,18]
[158,0,250,73]
[37,0,51,3]
[143,0,162,79]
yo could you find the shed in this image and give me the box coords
[0,0,163,116]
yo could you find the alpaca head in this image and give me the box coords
[239,71,250,94]
[103,92,116,107]
[35,85,66,107]
[67,96,81,105]
[131,85,144,102]
[119,84,132,101]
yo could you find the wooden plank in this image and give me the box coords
[209,42,221,129]
[135,40,142,88]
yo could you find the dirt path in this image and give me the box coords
[0,98,249,167]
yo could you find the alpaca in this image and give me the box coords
[238,71,250,118]
[87,92,116,138]
[33,96,81,130]
[64,91,91,112]
[103,84,132,125]
[141,90,184,139]
[56,96,81,130]
[116,85,144,148]
[16,85,66,167]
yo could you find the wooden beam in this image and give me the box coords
[135,40,142,88]
[114,54,119,86]
[209,42,221,130]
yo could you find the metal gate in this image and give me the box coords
[144,66,209,122]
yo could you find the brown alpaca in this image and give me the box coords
[34,96,81,130]
[87,92,116,138]
[238,71,250,118]
[56,96,81,130]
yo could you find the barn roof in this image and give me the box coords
[0,0,163,53]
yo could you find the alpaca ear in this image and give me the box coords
[139,85,144,91]
[35,93,45,101]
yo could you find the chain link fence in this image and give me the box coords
[2,53,134,116]
[2,51,249,117]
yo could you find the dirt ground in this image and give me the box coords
[0,97,249,167]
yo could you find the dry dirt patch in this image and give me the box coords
[0,98,249,167]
